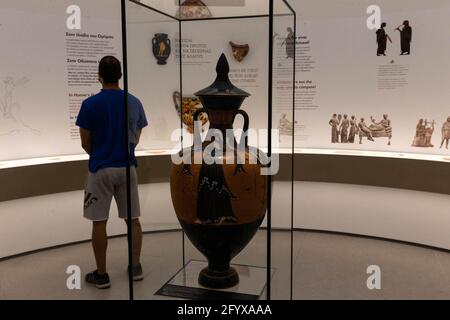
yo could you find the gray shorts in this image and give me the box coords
[83,167,140,221]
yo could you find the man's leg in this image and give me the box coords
[92,220,108,274]
[126,219,142,267]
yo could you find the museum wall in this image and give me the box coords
[3,178,450,259]
[2,0,450,259]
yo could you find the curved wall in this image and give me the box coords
[1,153,450,259]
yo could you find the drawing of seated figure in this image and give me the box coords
[412,119,434,148]
[358,118,374,143]
[369,114,392,136]
[0,76,39,136]
[278,113,297,136]
[361,114,392,145]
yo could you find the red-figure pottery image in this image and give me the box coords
[170,54,268,289]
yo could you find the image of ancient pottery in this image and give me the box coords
[173,91,208,134]
[170,54,268,289]
[178,0,212,19]
[229,41,250,62]
[152,33,171,65]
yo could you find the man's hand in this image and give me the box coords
[79,128,92,155]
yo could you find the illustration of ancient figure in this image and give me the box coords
[282,27,295,59]
[357,114,392,145]
[339,114,350,143]
[376,23,392,56]
[0,76,39,136]
[440,117,450,149]
[348,115,359,143]
[2,77,27,118]
[173,91,208,134]
[329,114,340,143]
[358,118,374,143]
[396,20,412,55]
[278,113,297,137]
[425,122,435,147]
[412,119,434,147]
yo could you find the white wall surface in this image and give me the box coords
[2,181,450,259]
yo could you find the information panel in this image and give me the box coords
[0,0,122,161]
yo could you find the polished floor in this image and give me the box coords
[1,230,450,300]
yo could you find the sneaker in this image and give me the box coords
[129,264,144,281]
[85,270,111,289]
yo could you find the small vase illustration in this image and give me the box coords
[152,33,171,65]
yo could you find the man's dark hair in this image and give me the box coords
[99,56,122,83]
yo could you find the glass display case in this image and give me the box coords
[124,0,296,300]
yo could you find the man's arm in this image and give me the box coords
[135,128,142,146]
[79,128,92,155]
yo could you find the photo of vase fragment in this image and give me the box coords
[172,91,208,134]
[229,42,250,62]
[395,20,412,55]
[440,117,450,149]
[170,54,268,289]
[152,33,171,65]
[178,0,212,19]
[376,22,392,56]
[411,119,434,147]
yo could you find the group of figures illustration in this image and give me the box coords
[0,76,39,136]
[412,117,450,149]
[329,114,392,145]
[376,20,412,56]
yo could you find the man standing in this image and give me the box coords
[376,22,392,56]
[76,56,148,289]
[396,20,412,55]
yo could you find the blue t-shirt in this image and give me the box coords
[76,89,148,173]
